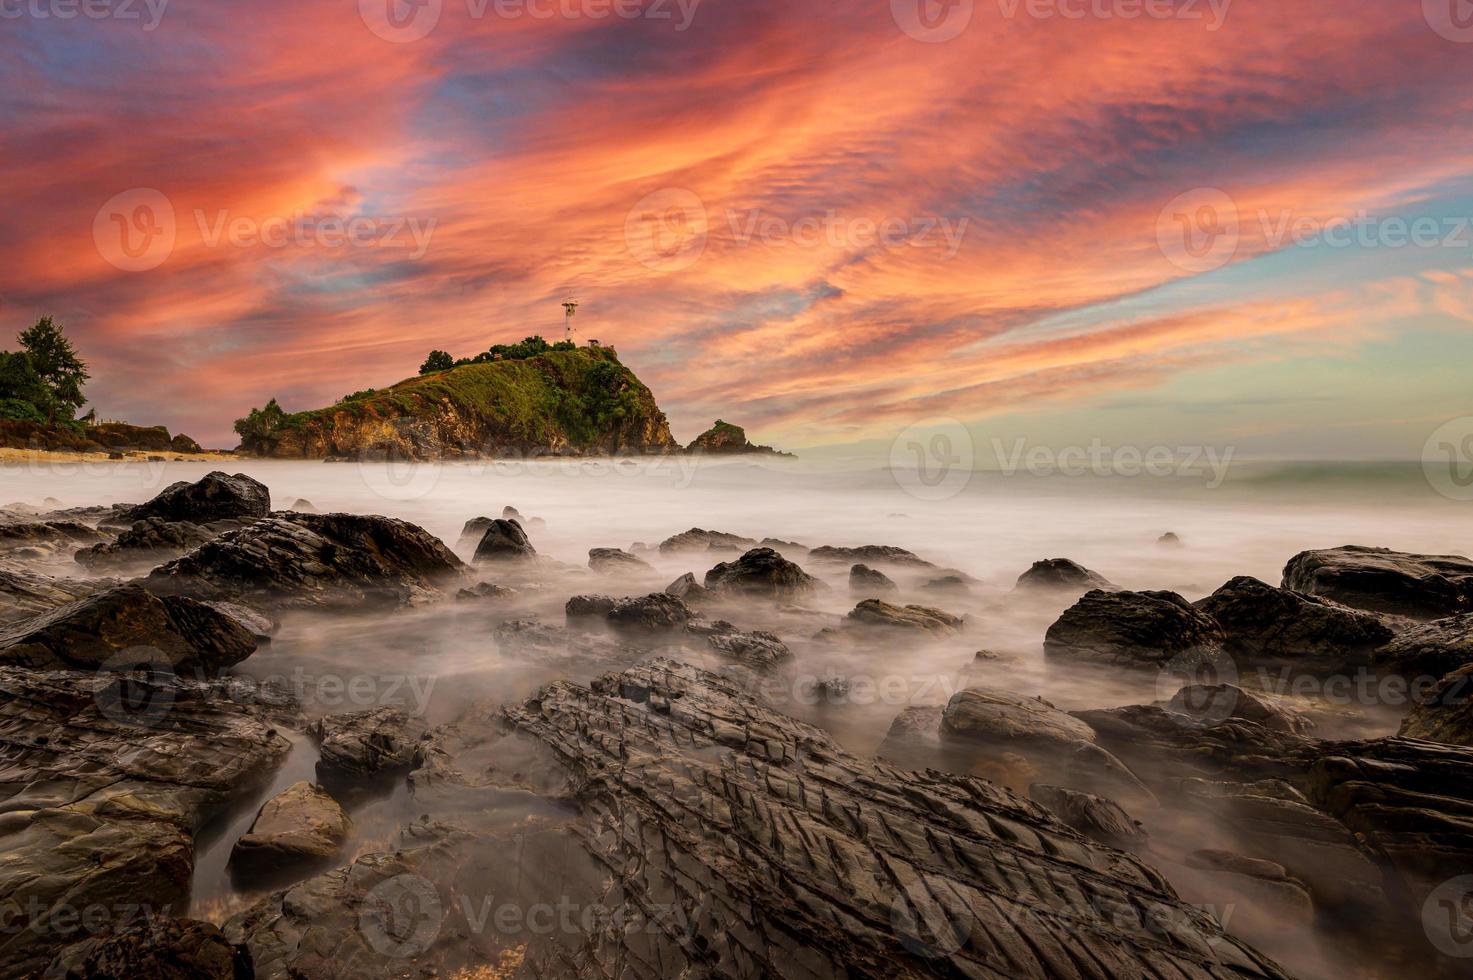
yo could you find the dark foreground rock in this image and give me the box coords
[1044,589,1226,667]
[146,513,465,610]
[605,592,691,629]
[0,519,105,555]
[41,916,252,980]
[0,583,257,672]
[493,660,1286,978]
[703,546,816,598]
[1282,545,1473,619]
[1029,784,1147,850]
[1014,558,1115,593]
[1195,576,1395,672]
[229,780,351,877]
[75,517,217,572]
[472,518,535,562]
[0,667,290,977]
[121,471,270,525]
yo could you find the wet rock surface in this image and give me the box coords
[1029,784,1148,850]
[229,780,351,877]
[0,583,257,672]
[1195,575,1396,671]
[0,559,100,624]
[703,546,817,598]
[121,471,271,526]
[1045,588,1226,667]
[1282,545,1473,620]
[1400,661,1473,745]
[0,667,290,977]
[605,592,691,629]
[146,513,466,610]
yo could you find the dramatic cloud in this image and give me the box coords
[1,0,1470,448]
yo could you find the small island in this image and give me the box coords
[686,419,794,457]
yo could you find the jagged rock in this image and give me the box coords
[1400,663,1473,746]
[0,560,99,624]
[229,781,351,876]
[1030,784,1147,850]
[657,527,756,553]
[704,547,817,598]
[849,563,898,595]
[809,544,933,567]
[564,593,617,617]
[0,667,290,977]
[41,916,250,980]
[1195,576,1395,671]
[1167,684,1315,734]
[146,513,465,610]
[74,517,216,572]
[308,707,427,783]
[847,598,962,635]
[1373,612,1473,680]
[606,592,690,629]
[1044,589,1226,667]
[471,518,535,562]
[121,471,270,525]
[587,547,653,573]
[1014,558,1115,593]
[0,584,257,673]
[478,660,1287,978]
[664,571,711,602]
[455,581,515,601]
[1282,545,1473,620]
[704,628,791,670]
[0,520,105,554]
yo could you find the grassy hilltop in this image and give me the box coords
[237,345,678,460]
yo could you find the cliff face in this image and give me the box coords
[241,347,677,460]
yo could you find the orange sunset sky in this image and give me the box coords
[3,0,1473,453]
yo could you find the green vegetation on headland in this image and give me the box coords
[234,339,680,460]
[0,317,206,455]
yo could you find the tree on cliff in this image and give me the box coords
[0,352,53,422]
[419,350,454,374]
[15,317,89,423]
[233,398,288,444]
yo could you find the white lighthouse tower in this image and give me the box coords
[562,299,579,344]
